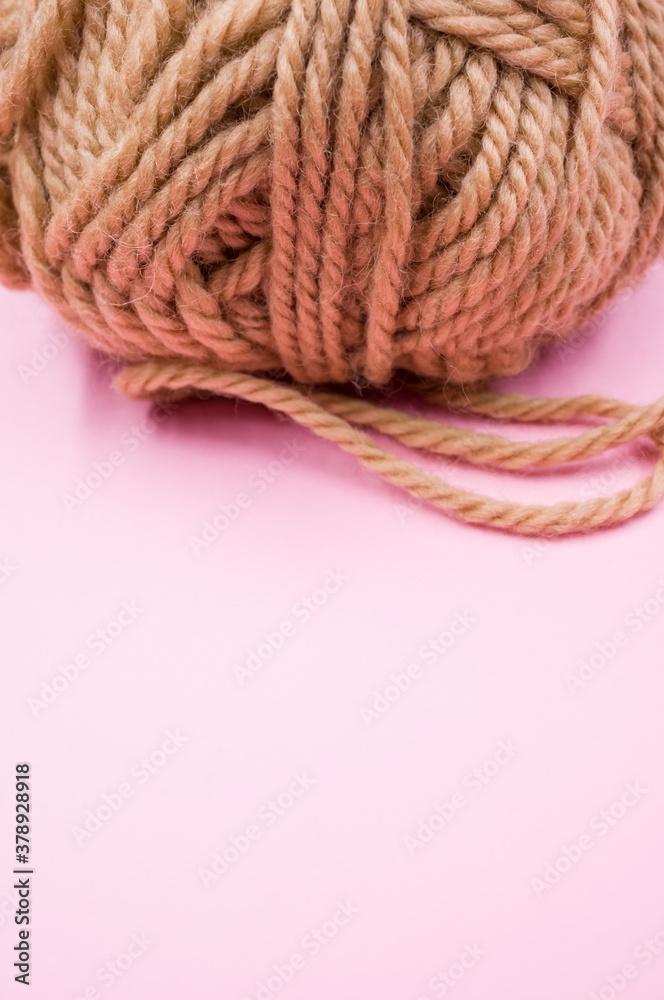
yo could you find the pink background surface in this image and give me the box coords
[1,265,664,1000]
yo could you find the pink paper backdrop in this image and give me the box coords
[1,264,664,1000]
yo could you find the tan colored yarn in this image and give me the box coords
[1,0,664,535]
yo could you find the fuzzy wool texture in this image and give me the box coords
[1,0,664,535]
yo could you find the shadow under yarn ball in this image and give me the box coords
[1,0,664,536]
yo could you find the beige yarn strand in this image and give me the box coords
[115,361,664,537]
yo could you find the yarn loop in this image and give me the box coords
[1,0,664,533]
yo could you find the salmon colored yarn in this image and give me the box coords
[1,0,664,534]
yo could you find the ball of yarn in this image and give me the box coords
[2,0,664,538]
[1,0,663,386]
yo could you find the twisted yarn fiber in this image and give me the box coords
[2,0,664,534]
